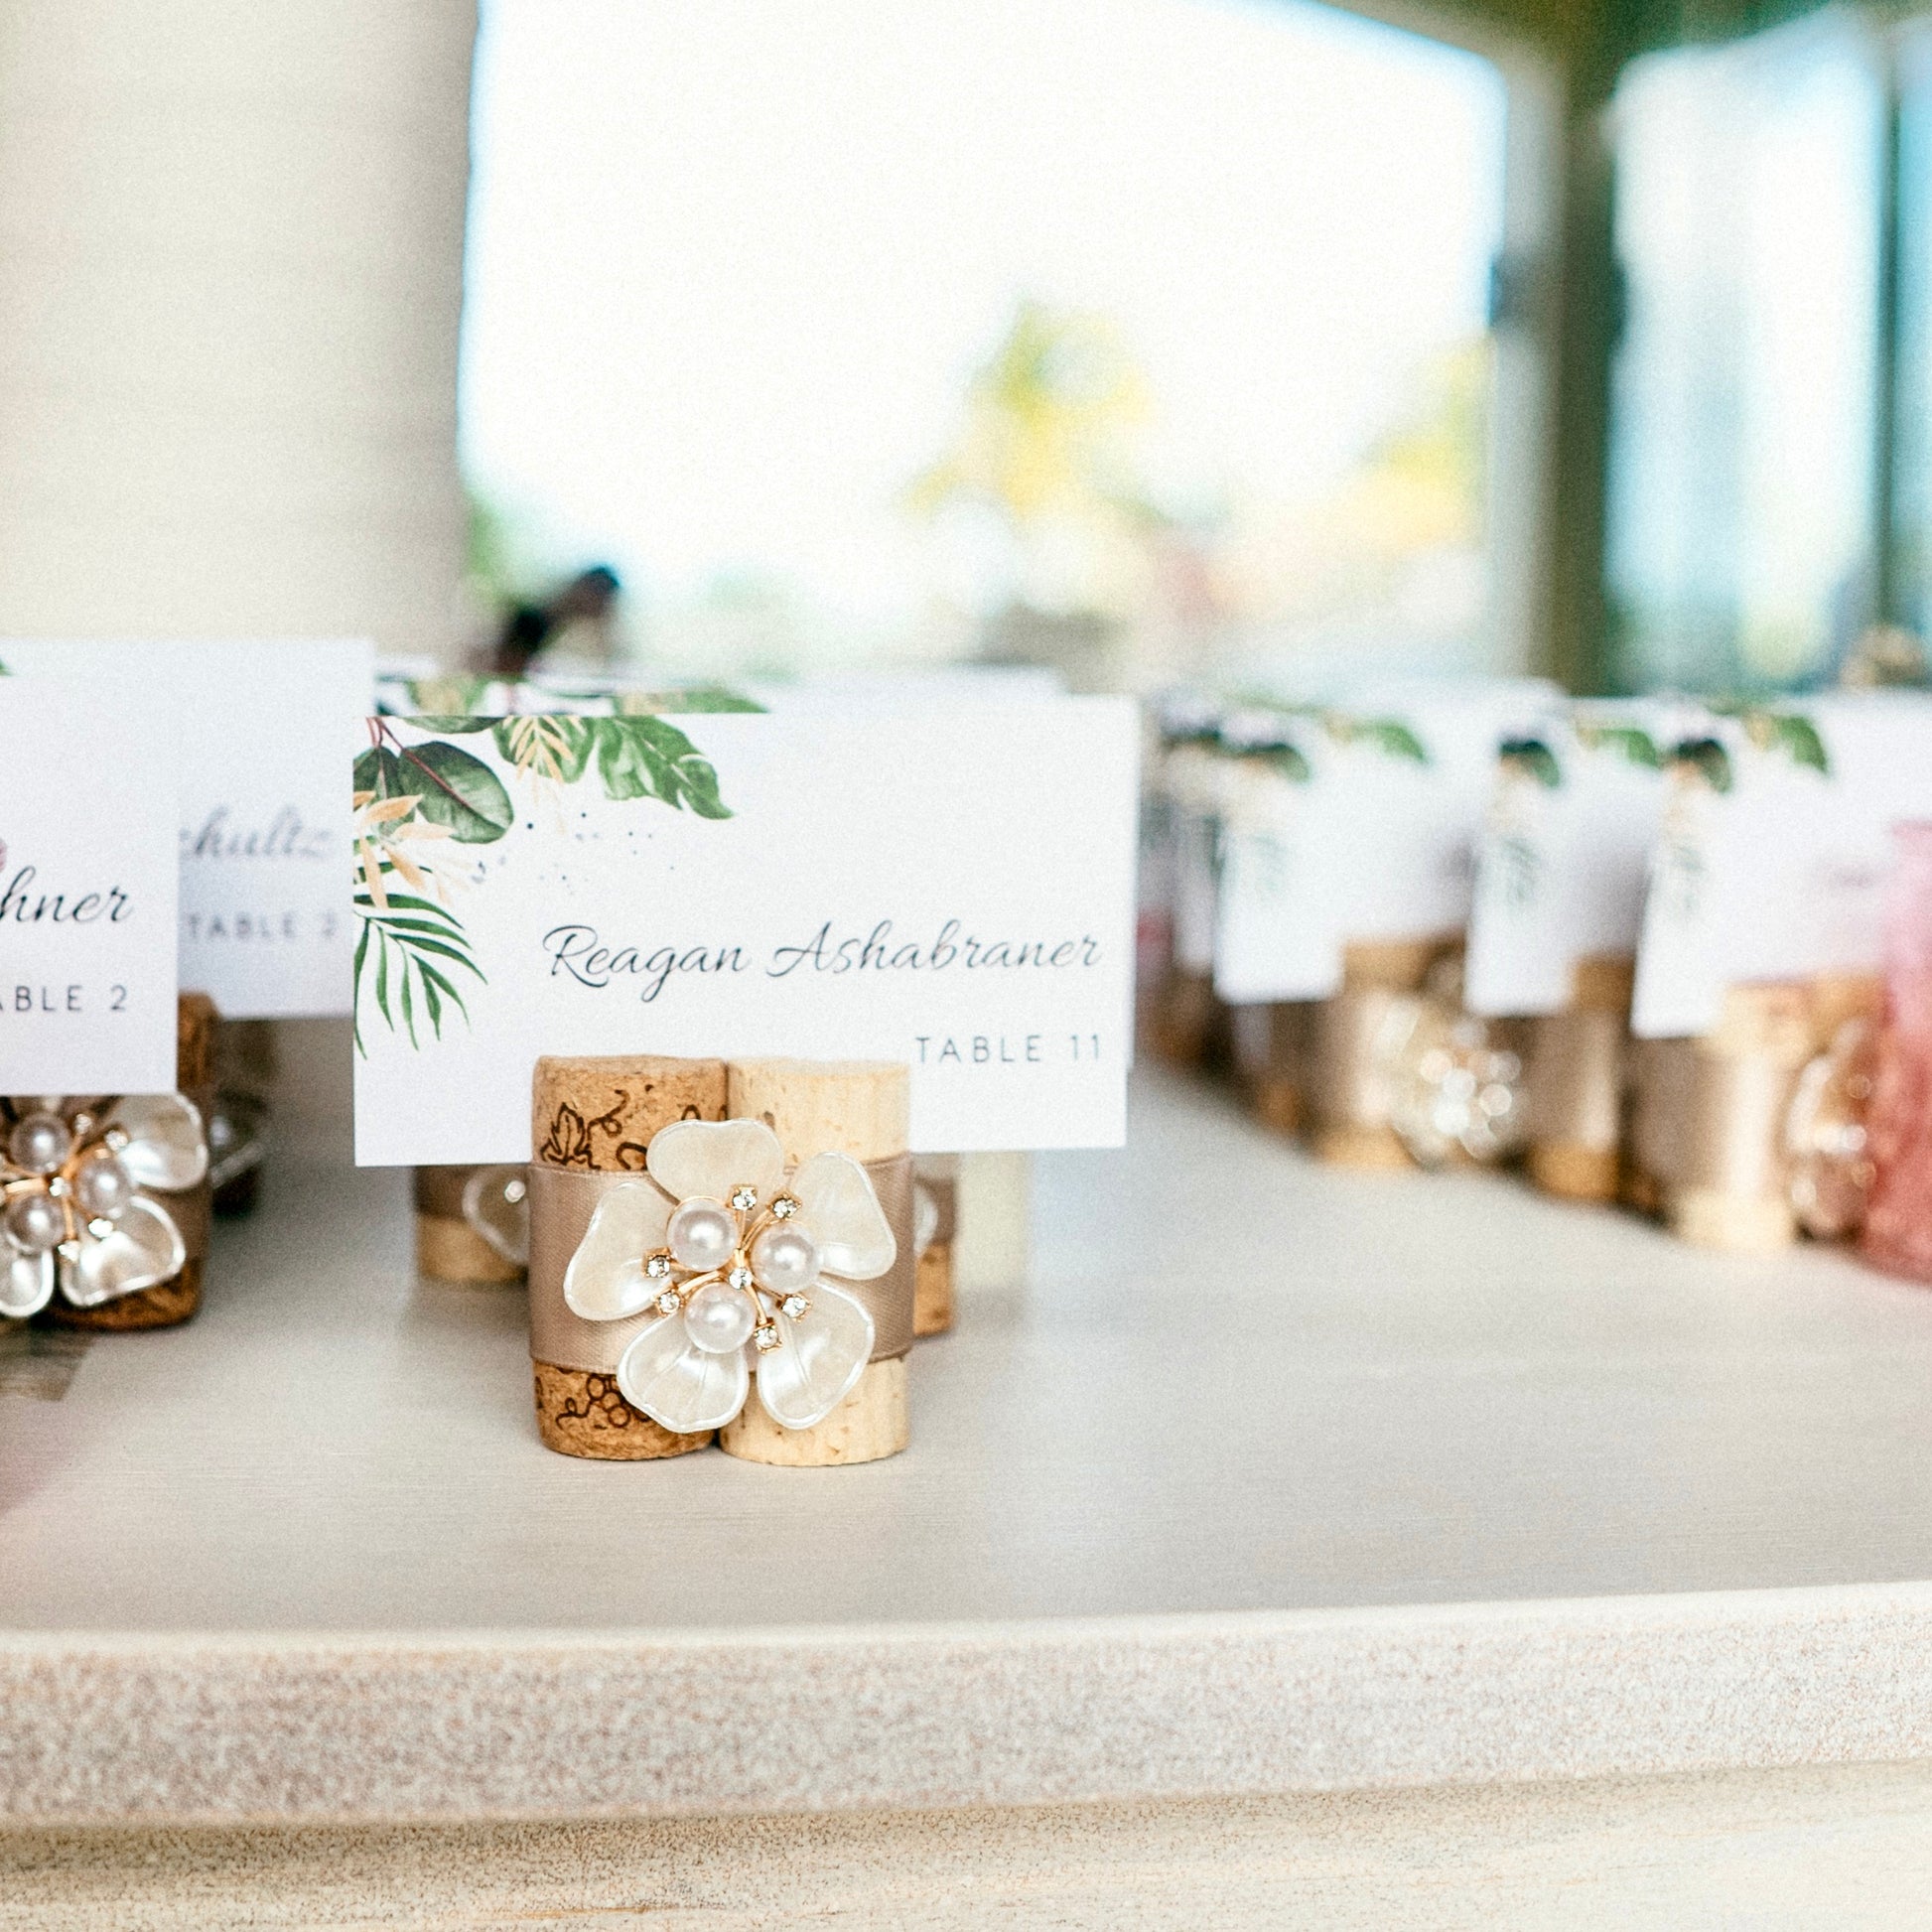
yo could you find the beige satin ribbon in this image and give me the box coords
[528,1153,916,1371]
[1677,1048,1806,1200]
[1524,1008,1625,1154]
[1626,1034,1808,1206]
[1310,987,1419,1132]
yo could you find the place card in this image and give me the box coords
[1632,692,1932,1037]
[0,680,180,1092]
[1464,701,1696,1017]
[1,639,375,1019]
[350,700,1140,1164]
[1212,682,1552,1003]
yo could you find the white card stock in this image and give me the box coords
[1632,694,1932,1037]
[0,681,180,1092]
[1,638,375,1019]
[1212,683,1552,1004]
[350,701,1140,1163]
[1464,703,1693,1017]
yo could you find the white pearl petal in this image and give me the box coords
[754,1280,875,1431]
[562,1179,674,1320]
[786,1154,897,1281]
[462,1165,530,1266]
[63,1196,186,1307]
[1,1242,56,1320]
[645,1119,785,1205]
[617,1312,750,1432]
[106,1094,209,1191]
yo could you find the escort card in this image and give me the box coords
[1212,682,1553,1003]
[351,700,1140,1163]
[1464,702,1696,1017]
[0,681,180,1092]
[1,638,374,1019]
[1632,693,1932,1037]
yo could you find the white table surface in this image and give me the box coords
[5,1066,1932,1823]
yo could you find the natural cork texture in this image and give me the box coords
[527,1055,726,1460]
[1311,938,1458,1171]
[1525,953,1635,1207]
[415,1212,523,1287]
[1668,981,1814,1254]
[1665,974,1880,1254]
[914,1246,953,1337]
[51,991,215,1332]
[720,1058,910,1467]
[1529,1143,1621,1203]
[1151,969,1225,1069]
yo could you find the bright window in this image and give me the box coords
[463,0,1509,684]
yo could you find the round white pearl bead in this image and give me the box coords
[682,1280,757,1354]
[5,1191,67,1253]
[72,1153,133,1222]
[667,1197,737,1273]
[751,1222,818,1296]
[8,1113,71,1176]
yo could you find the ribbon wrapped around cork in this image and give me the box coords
[2,993,216,1329]
[526,1053,915,1466]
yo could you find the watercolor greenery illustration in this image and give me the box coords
[1321,715,1430,763]
[1498,736,1562,789]
[380,674,763,721]
[350,714,733,1053]
[1498,722,1662,792]
[1669,709,1829,795]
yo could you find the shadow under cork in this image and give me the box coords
[0,1325,93,1404]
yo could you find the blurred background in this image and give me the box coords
[1,0,1925,701]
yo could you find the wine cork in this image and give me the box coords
[1151,968,1226,1069]
[52,991,215,1331]
[415,1214,522,1285]
[1525,953,1634,1206]
[912,1153,956,1338]
[720,1057,911,1466]
[527,1054,726,1459]
[1310,936,1457,1169]
[412,1166,524,1285]
[1253,1001,1314,1136]
[1809,971,1882,1047]
[1668,981,1814,1253]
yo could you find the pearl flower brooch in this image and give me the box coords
[564,1119,895,1434]
[1,1096,209,1318]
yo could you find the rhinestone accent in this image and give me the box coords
[644,1253,673,1280]
[728,1264,755,1292]
[655,1290,681,1315]
[729,1184,759,1212]
[754,1322,781,1352]
[104,1127,129,1152]
[56,1239,79,1261]
[86,1217,114,1239]
[47,1177,69,1198]
[771,1194,799,1219]
[780,1294,809,1319]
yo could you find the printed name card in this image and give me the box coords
[1632,693,1932,1037]
[3,639,375,1020]
[1212,682,1553,1004]
[1464,702,1692,1018]
[0,681,180,1092]
[351,700,1140,1163]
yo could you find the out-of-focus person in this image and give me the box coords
[487,564,622,679]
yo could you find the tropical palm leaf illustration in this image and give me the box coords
[350,713,734,1052]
